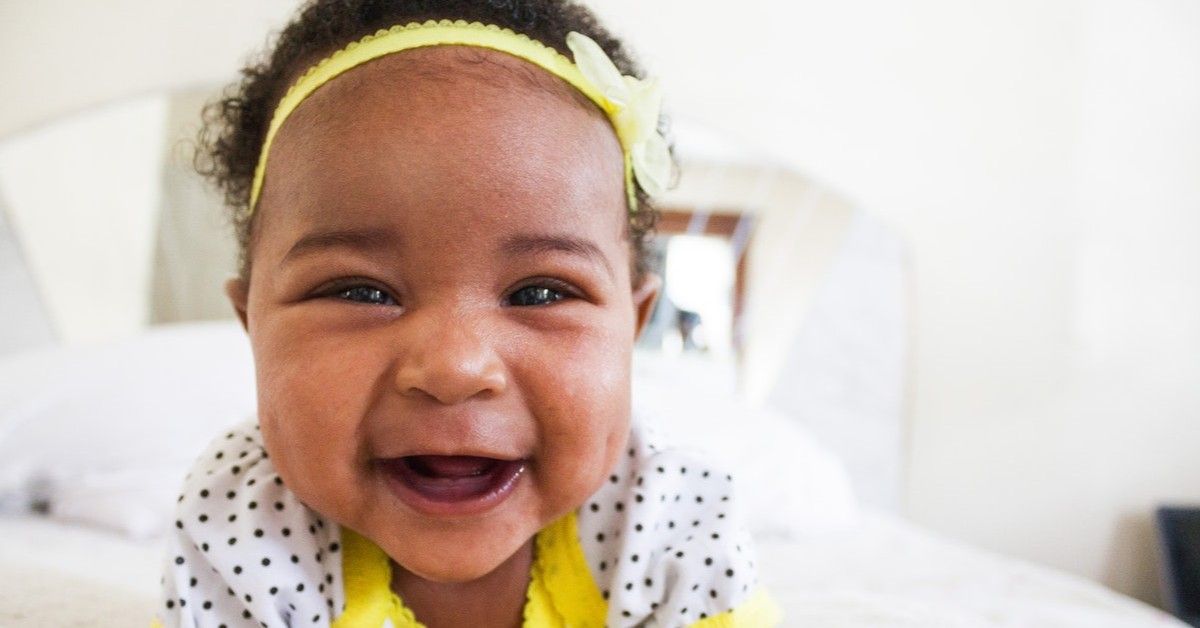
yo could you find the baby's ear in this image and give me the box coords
[632,273,662,340]
[225,277,250,331]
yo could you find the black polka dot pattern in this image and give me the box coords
[576,420,760,626]
[156,420,344,627]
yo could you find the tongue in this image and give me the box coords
[408,455,496,478]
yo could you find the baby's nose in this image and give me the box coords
[391,308,508,405]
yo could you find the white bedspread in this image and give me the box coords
[0,512,1186,627]
[0,515,161,627]
[758,512,1185,627]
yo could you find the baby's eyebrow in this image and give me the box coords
[501,233,614,279]
[281,227,399,265]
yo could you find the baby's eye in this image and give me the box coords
[507,284,567,307]
[334,285,396,306]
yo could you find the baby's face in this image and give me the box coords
[228,48,658,583]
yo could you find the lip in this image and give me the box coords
[376,455,527,517]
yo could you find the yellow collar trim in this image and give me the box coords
[689,588,783,627]
[332,511,606,628]
[249,19,661,215]
[528,509,608,626]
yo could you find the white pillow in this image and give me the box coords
[632,351,859,539]
[0,321,255,538]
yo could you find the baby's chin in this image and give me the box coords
[394,538,531,584]
[345,479,547,583]
[375,513,540,583]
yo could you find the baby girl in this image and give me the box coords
[157,1,778,626]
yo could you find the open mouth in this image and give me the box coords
[377,455,526,515]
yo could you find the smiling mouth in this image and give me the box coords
[377,455,527,516]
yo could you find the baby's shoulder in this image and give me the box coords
[171,420,309,535]
[575,423,766,626]
[159,420,345,627]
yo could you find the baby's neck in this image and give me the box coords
[390,538,534,628]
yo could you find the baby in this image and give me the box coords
[158,1,778,626]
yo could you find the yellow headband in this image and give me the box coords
[248,19,671,214]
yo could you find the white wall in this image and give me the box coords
[2,0,1198,606]
[0,0,298,138]
[589,0,1200,605]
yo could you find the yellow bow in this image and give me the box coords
[566,32,672,199]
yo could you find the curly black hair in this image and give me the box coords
[197,0,665,284]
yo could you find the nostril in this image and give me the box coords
[403,386,442,403]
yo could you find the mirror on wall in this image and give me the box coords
[638,210,754,358]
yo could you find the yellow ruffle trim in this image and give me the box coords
[687,588,783,627]
[527,509,608,626]
[331,511,607,628]
[332,520,414,627]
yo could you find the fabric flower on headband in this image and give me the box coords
[566,32,672,198]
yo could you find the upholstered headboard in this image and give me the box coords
[762,206,910,511]
[0,88,237,347]
[0,187,55,353]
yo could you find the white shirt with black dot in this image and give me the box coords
[157,419,760,627]
[577,419,760,627]
[159,422,343,628]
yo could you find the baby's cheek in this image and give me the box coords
[533,369,631,509]
[253,350,373,522]
[258,401,369,525]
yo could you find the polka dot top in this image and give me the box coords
[156,419,780,627]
